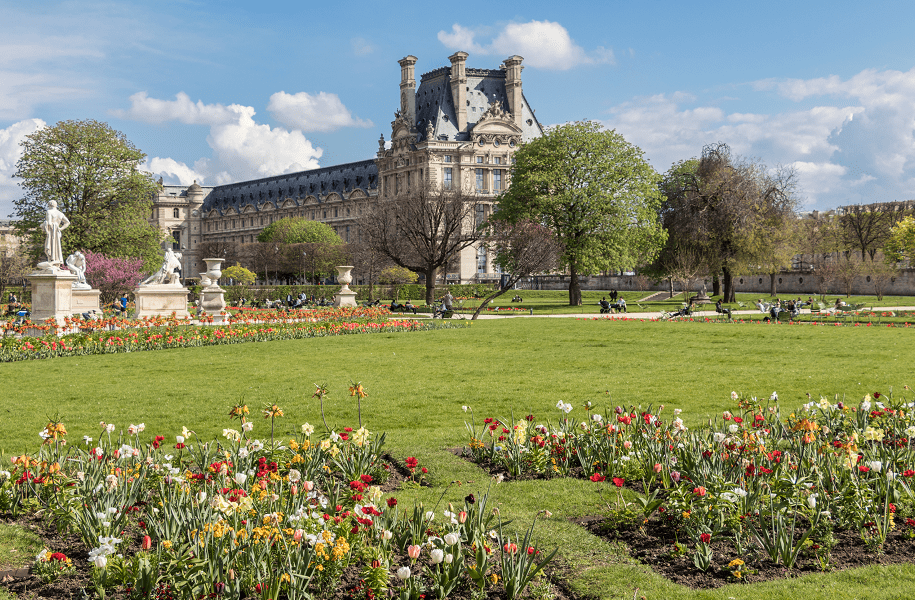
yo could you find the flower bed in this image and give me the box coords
[1,397,557,600]
[463,390,915,586]
[0,308,468,363]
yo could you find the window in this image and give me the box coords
[173,208,179,218]
[475,205,485,227]
[477,245,487,273]
[444,155,452,163]
[476,156,483,163]
[407,172,412,189]
[493,169,502,192]
[345,226,350,242]
[323,210,327,219]
[171,231,181,251]
[493,157,501,165]
[475,168,484,192]
[444,167,453,189]
[334,208,338,218]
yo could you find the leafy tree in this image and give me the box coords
[496,121,666,305]
[659,143,798,302]
[471,219,561,319]
[359,185,482,305]
[13,120,163,270]
[83,250,145,304]
[257,217,343,245]
[378,266,418,301]
[0,237,30,305]
[222,263,256,285]
[884,215,915,264]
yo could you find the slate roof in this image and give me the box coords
[201,160,378,215]
[415,66,543,142]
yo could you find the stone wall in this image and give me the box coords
[517,269,915,297]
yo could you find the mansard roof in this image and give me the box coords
[201,160,378,215]
[415,65,543,143]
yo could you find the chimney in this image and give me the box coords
[449,51,469,132]
[503,55,524,129]
[398,55,418,128]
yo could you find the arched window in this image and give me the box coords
[173,208,180,219]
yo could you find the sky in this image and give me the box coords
[3,0,915,219]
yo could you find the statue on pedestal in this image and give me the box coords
[141,247,183,285]
[38,200,70,270]
[65,251,90,289]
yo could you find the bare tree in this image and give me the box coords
[833,256,863,298]
[197,240,241,273]
[0,238,30,304]
[471,219,561,319]
[659,144,799,302]
[840,204,900,261]
[349,242,392,301]
[870,258,898,301]
[663,244,706,304]
[359,185,482,305]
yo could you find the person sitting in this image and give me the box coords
[614,297,627,313]
[599,297,611,314]
[716,299,732,319]
[769,300,782,322]
[403,300,417,314]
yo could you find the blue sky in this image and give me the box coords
[3,0,915,218]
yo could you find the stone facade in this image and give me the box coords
[149,52,543,283]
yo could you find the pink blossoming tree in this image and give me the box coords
[83,250,146,304]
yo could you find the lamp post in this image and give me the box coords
[302,251,307,285]
[273,245,279,285]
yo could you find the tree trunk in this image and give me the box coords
[668,277,674,298]
[568,267,582,306]
[425,268,436,305]
[769,273,777,297]
[712,275,720,297]
[722,267,736,302]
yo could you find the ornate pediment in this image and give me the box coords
[472,100,522,146]
[242,204,257,214]
[391,109,414,141]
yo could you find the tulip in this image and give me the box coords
[407,545,421,559]
[458,511,467,524]
[444,532,460,546]
[293,529,304,542]
[141,535,152,550]
[396,566,411,580]
[302,480,315,492]
[430,549,444,564]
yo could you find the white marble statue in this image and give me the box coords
[65,251,90,289]
[41,200,70,267]
[141,247,183,285]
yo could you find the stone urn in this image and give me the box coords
[203,258,224,288]
[333,265,358,307]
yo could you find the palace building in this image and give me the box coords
[150,52,543,283]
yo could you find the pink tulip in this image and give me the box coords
[303,480,315,492]
[407,545,421,559]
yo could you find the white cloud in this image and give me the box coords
[0,70,91,121]
[438,20,614,70]
[0,119,46,218]
[267,91,372,132]
[120,94,323,187]
[350,37,376,57]
[788,162,847,207]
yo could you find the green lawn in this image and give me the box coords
[2,318,914,599]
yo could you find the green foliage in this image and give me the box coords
[884,215,915,263]
[497,121,667,304]
[13,119,164,269]
[222,264,256,285]
[379,266,419,285]
[257,218,343,245]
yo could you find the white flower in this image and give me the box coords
[556,400,564,409]
[728,424,739,434]
[242,421,254,432]
[288,469,301,483]
[92,554,107,569]
[462,406,468,412]
[425,511,435,521]
[905,426,915,438]
[249,440,264,452]
[592,413,603,423]
[396,566,411,580]
[430,548,444,564]
[301,423,314,436]
[861,400,872,412]
[720,492,737,503]
[673,408,682,415]
[869,460,883,472]
[381,530,393,541]
[445,553,453,564]
[444,532,460,546]
[105,424,115,434]
[176,435,185,444]
[238,448,249,458]
[713,432,726,443]
[38,430,50,440]
[731,391,739,400]
[235,472,247,485]
[732,487,747,498]
[329,431,340,442]
[807,494,817,509]
[770,392,778,401]
[197,491,207,503]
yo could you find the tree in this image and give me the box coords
[659,143,799,302]
[13,120,163,270]
[257,217,343,245]
[222,263,256,285]
[884,215,915,264]
[83,250,145,305]
[840,203,902,262]
[378,266,418,301]
[359,185,482,305]
[0,238,30,304]
[471,219,561,319]
[349,242,393,301]
[497,121,666,306]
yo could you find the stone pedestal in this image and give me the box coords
[134,285,191,319]
[333,265,358,307]
[29,268,77,324]
[71,289,101,314]
[200,287,227,323]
